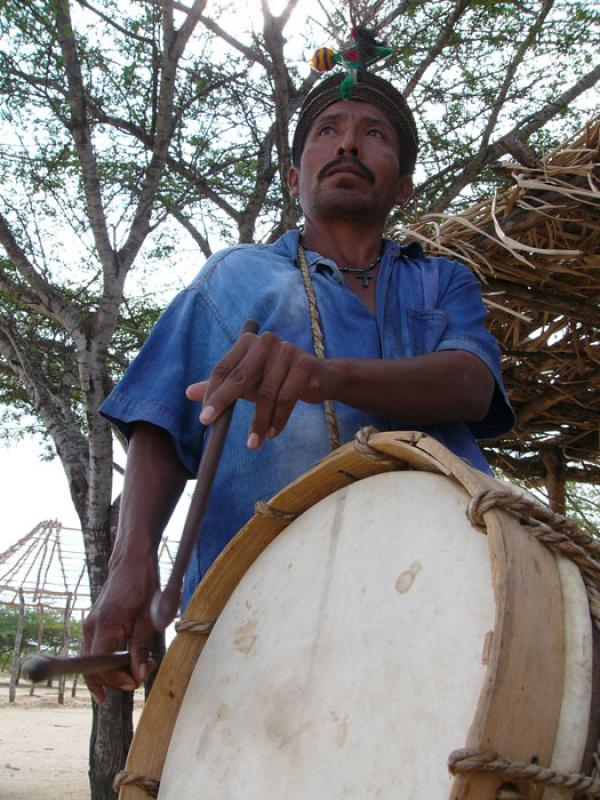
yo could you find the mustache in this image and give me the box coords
[317,156,375,185]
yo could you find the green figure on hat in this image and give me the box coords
[310,27,393,100]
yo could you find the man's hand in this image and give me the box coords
[81,423,188,703]
[188,336,495,449]
[82,557,158,704]
[187,332,335,449]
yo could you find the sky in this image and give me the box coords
[0,440,80,551]
[0,438,190,564]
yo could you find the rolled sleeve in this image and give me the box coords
[100,285,230,475]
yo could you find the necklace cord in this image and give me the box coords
[338,255,382,275]
[339,255,381,287]
[297,241,342,451]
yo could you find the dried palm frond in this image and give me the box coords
[395,117,600,483]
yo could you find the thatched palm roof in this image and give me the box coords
[399,117,599,487]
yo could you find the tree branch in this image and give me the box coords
[403,0,472,99]
[199,14,270,70]
[239,122,278,242]
[165,203,212,258]
[427,61,600,211]
[75,0,158,48]
[261,0,299,231]
[0,321,90,518]
[116,0,209,271]
[477,0,554,156]
[88,106,242,222]
[54,0,116,273]
[0,210,84,334]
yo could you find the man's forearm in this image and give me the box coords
[327,350,495,425]
[188,335,497,448]
[109,422,189,569]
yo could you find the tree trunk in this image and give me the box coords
[89,689,134,799]
[58,593,72,705]
[30,603,45,696]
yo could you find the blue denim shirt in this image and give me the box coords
[100,230,514,608]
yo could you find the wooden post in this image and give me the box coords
[541,447,566,515]
[58,592,72,705]
[9,590,25,703]
[30,603,45,696]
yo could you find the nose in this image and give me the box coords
[337,128,359,157]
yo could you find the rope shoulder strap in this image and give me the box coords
[297,240,341,451]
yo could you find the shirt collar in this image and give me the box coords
[272,229,424,275]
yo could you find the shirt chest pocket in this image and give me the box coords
[408,309,449,356]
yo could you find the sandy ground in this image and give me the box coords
[0,684,143,800]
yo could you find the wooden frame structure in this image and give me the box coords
[0,521,178,702]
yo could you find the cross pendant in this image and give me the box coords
[358,272,372,288]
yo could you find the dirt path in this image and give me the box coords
[0,688,142,800]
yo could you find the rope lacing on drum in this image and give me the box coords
[113,770,159,798]
[449,749,600,797]
[174,619,215,635]
[254,500,299,522]
[468,488,600,556]
[353,426,400,467]
[467,487,600,599]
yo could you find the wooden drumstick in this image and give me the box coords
[22,652,130,682]
[151,318,260,631]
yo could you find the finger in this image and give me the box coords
[199,336,255,425]
[85,667,138,699]
[186,380,208,402]
[82,620,110,702]
[203,334,276,423]
[248,344,295,447]
[83,618,136,699]
[269,368,309,437]
[85,673,106,705]
[129,616,155,685]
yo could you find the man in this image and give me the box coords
[83,70,514,702]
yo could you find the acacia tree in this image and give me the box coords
[0,606,82,669]
[0,0,597,797]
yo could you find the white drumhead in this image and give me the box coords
[159,472,495,799]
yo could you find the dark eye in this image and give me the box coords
[366,128,384,138]
[317,124,335,136]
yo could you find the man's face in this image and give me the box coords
[288,100,413,223]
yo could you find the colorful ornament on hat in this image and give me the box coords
[310,47,337,73]
[344,27,393,69]
[309,27,393,100]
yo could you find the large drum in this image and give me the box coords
[117,431,597,800]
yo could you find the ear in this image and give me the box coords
[394,175,414,207]
[288,165,299,198]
